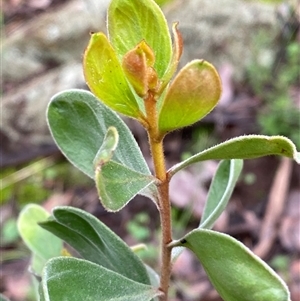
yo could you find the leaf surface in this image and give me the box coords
[47,89,150,179]
[200,159,243,229]
[41,257,160,301]
[95,161,155,211]
[176,229,291,301]
[83,33,141,118]
[108,0,172,78]
[17,204,62,273]
[158,60,221,134]
[39,206,151,285]
[170,135,300,175]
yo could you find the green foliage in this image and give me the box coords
[17,204,63,274]
[107,0,172,79]
[83,33,141,118]
[158,60,221,134]
[154,0,173,6]
[173,229,290,301]
[200,159,243,229]
[16,0,300,300]
[40,257,160,301]
[170,135,300,175]
[47,90,150,179]
[39,206,151,285]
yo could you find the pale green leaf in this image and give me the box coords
[47,89,150,179]
[17,204,62,274]
[175,229,291,301]
[95,161,155,211]
[93,126,119,166]
[83,33,141,118]
[41,257,160,301]
[158,60,221,134]
[200,159,243,229]
[170,135,300,176]
[107,0,172,78]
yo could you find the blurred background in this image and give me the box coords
[1,0,300,300]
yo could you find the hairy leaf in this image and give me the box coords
[39,206,151,285]
[175,229,291,301]
[41,257,160,301]
[47,89,150,179]
[170,135,300,176]
[93,127,119,166]
[95,161,155,211]
[200,159,243,229]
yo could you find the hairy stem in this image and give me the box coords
[144,93,172,300]
[157,179,172,300]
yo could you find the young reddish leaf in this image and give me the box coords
[158,60,222,134]
[160,22,183,93]
[83,32,141,119]
[122,41,159,97]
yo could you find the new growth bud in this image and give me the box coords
[122,41,159,97]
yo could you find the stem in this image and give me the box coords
[144,93,172,300]
[157,180,172,300]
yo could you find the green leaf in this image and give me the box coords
[107,0,172,78]
[158,60,221,134]
[200,159,243,229]
[93,126,119,166]
[95,161,155,211]
[39,206,151,285]
[170,135,300,176]
[92,127,155,211]
[83,33,141,118]
[17,204,62,274]
[41,257,160,301]
[47,89,150,179]
[175,229,291,301]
